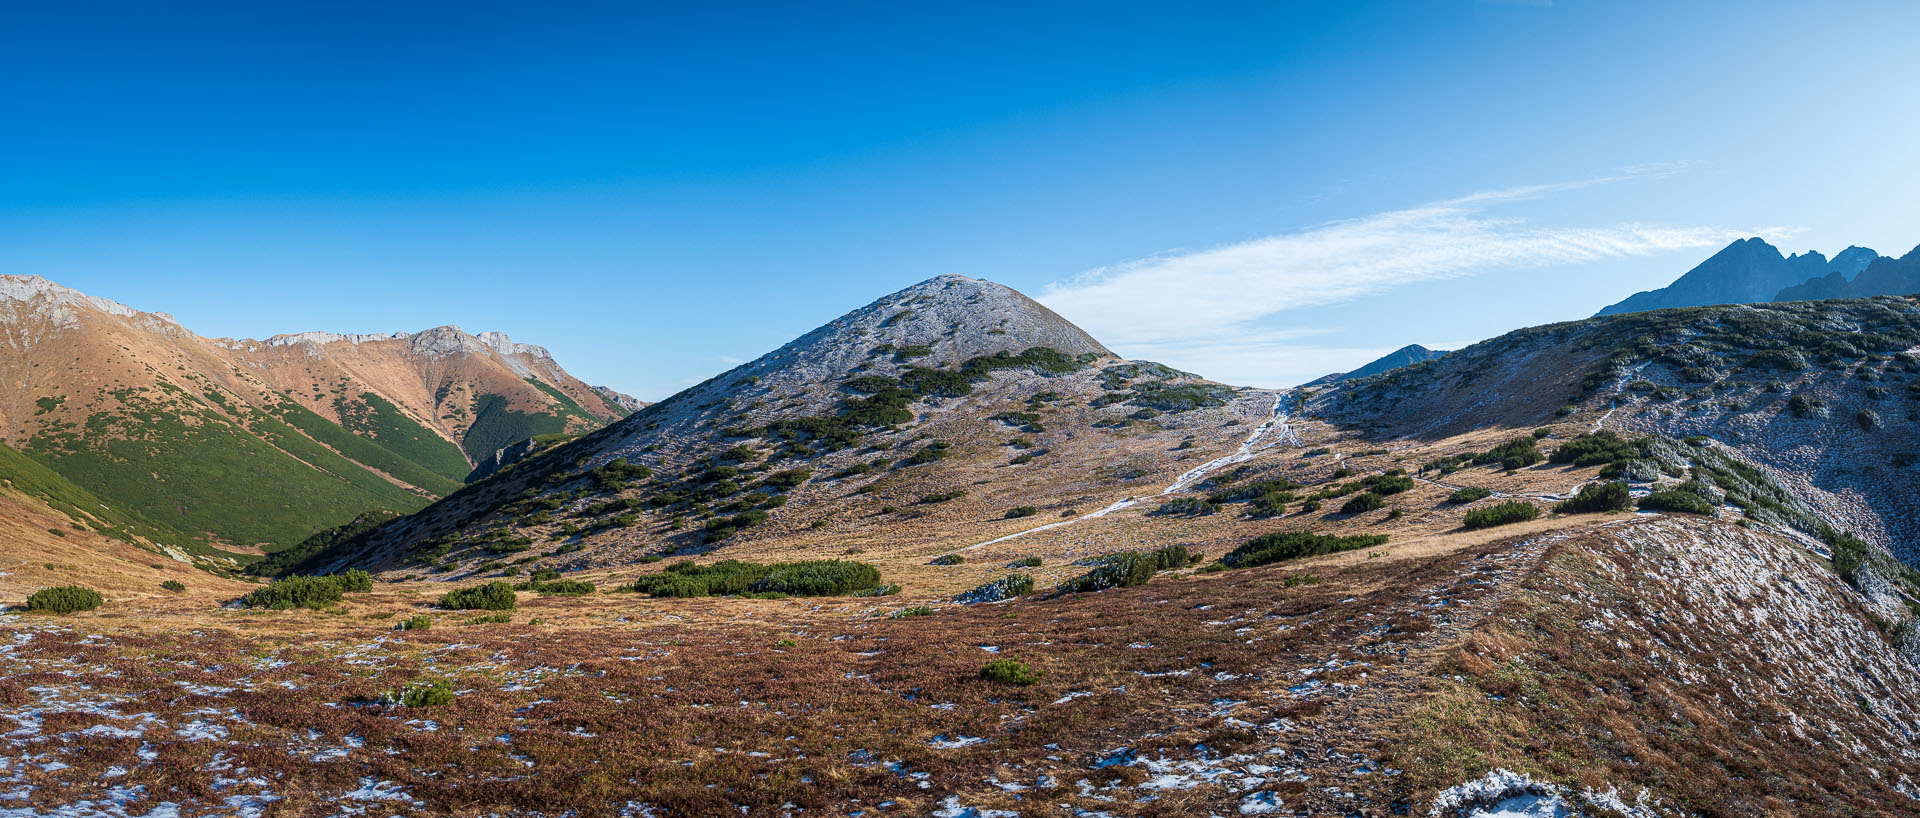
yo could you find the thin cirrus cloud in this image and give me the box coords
[1035,175,1765,386]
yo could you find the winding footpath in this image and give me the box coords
[960,390,1298,551]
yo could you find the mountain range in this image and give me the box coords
[1594,237,1903,316]
[0,274,625,564]
[4,267,1920,817]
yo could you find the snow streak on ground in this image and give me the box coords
[962,391,1296,551]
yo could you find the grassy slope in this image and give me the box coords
[460,392,571,462]
[25,385,429,550]
[280,398,462,494]
[330,391,473,483]
[0,440,212,557]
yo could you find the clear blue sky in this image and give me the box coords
[3,1,1916,397]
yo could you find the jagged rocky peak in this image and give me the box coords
[593,385,647,413]
[256,324,554,361]
[0,273,183,330]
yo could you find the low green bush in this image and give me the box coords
[1153,497,1216,516]
[1340,492,1387,514]
[956,573,1035,603]
[1554,481,1633,514]
[1219,532,1387,569]
[980,657,1041,686]
[1005,506,1039,518]
[1361,472,1415,495]
[631,559,882,598]
[1446,486,1492,504]
[1010,556,1042,568]
[1462,500,1540,529]
[160,580,186,592]
[1636,488,1716,515]
[439,582,517,611]
[241,570,372,610]
[1056,545,1194,593]
[533,579,595,596]
[398,680,455,707]
[1475,436,1543,470]
[1549,431,1642,466]
[930,554,965,566]
[27,585,103,614]
[892,605,934,618]
[399,614,432,631]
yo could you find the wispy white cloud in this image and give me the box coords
[1039,175,1750,348]
[1034,172,1789,386]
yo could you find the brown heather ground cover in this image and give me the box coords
[5,397,1919,815]
[0,530,1521,817]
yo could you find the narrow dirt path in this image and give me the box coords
[960,391,1297,551]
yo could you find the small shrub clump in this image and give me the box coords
[533,579,596,596]
[1219,532,1387,569]
[1549,431,1642,466]
[1462,500,1540,529]
[1153,497,1217,517]
[1637,488,1717,515]
[160,580,186,592]
[1553,481,1633,514]
[930,554,965,566]
[1446,486,1492,504]
[1340,492,1387,514]
[26,585,104,614]
[1005,506,1040,518]
[980,657,1042,686]
[241,570,372,610]
[439,581,517,611]
[631,559,882,598]
[397,680,456,708]
[955,573,1035,604]
[399,614,432,631]
[1057,545,1195,593]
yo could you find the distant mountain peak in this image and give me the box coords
[1596,238,1880,317]
[1304,343,1448,386]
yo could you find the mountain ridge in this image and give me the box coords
[1304,343,1448,386]
[0,273,628,560]
[1595,237,1879,316]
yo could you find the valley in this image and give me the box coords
[3,273,1918,817]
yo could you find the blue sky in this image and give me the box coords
[3,1,1917,397]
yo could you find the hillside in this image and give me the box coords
[268,274,1275,576]
[1595,237,1878,316]
[0,275,624,560]
[1314,294,1920,580]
